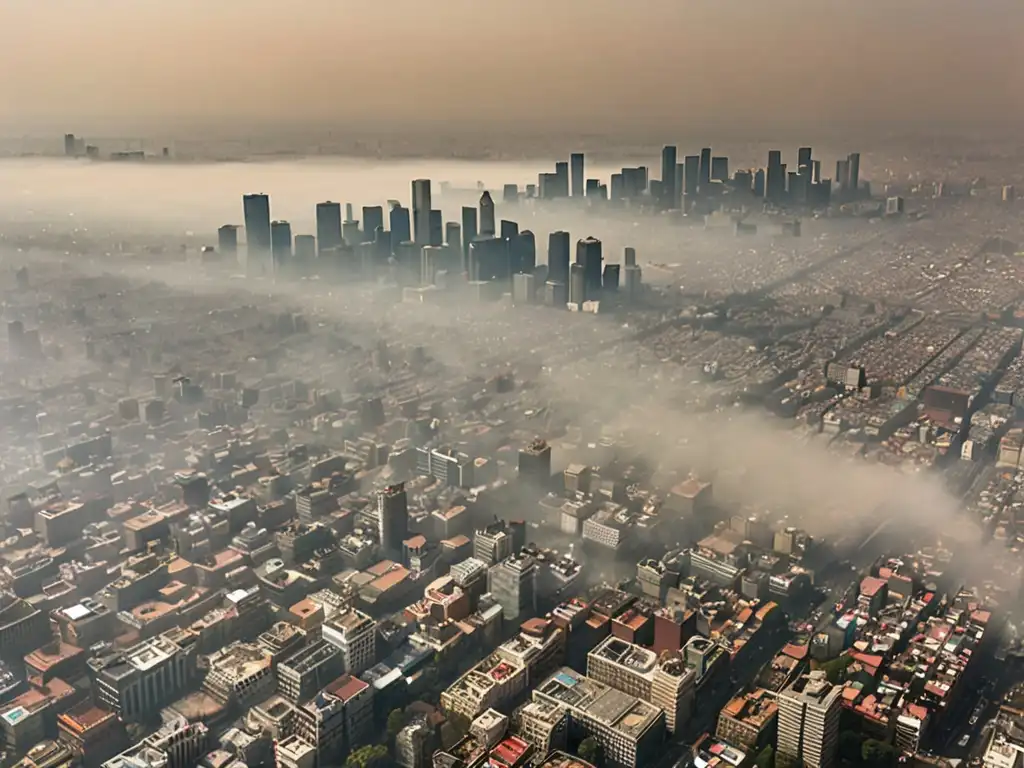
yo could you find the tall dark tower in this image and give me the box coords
[378,483,409,558]
[390,205,411,250]
[218,225,239,256]
[518,438,552,485]
[798,147,813,169]
[412,179,432,246]
[570,153,585,198]
[661,145,678,209]
[699,147,712,192]
[515,230,537,275]
[547,231,571,287]
[243,194,272,272]
[461,206,478,269]
[316,201,343,255]
[847,153,861,197]
[271,220,292,271]
[576,237,603,295]
[479,191,496,236]
[766,150,785,203]
[683,156,700,199]
[362,206,384,243]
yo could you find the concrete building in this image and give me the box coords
[321,608,376,677]
[277,640,344,704]
[489,552,538,622]
[777,671,842,768]
[88,634,194,721]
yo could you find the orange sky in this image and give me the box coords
[1,0,1021,136]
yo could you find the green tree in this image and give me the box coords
[861,739,897,768]
[579,736,602,766]
[345,744,391,768]
[819,655,854,684]
[387,708,407,743]
[755,746,775,768]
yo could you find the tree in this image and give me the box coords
[755,746,775,768]
[839,730,864,763]
[579,736,602,766]
[861,739,897,768]
[387,708,407,741]
[344,744,391,768]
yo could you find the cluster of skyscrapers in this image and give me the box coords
[224,177,643,310]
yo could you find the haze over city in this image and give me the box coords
[0,6,1023,768]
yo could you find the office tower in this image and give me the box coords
[544,281,568,308]
[621,167,647,199]
[469,236,510,282]
[547,231,571,287]
[512,273,536,304]
[460,206,477,268]
[554,161,570,197]
[538,172,558,200]
[515,230,537,275]
[345,202,355,222]
[569,263,587,307]
[812,160,822,184]
[847,152,861,197]
[603,264,620,291]
[412,179,432,245]
[835,159,850,192]
[710,157,729,183]
[342,219,361,247]
[479,191,496,236]
[608,173,624,201]
[576,237,603,295]
[377,483,409,557]
[585,178,601,197]
[488,552,537,621]
[518,439,552,484]
[624,247,637,267]
[322,608,377,677]
[362,206,384,243]
[271,220,292,270]
[798,147,812,169]
[243,194,272,269]
[683,156,700,198]
[797,162,813,204]
[753,169,766,198]
[699,147,712,192]
[623,263,642,302]
[429,209,443,247]
[778,671,842,768]
[503,184,519,204]
[660,145,678,209]
[500,219,519,243]
[766,150,785,203]
[420,246,443,286]
[218,225,239,256]
[294,235,316,262]
[570,153,585,198]
[390,205,411,251]
[445,222,462,256]
[64,133,76,157]
[316,201,343,256]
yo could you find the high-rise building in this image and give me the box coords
[569,263,587,308]
[518,439,552,485]
[461,206,478,266]
[777,671,842,768]
[488,551,537,621]
[468,236,510,282]
[512,273,536,305]
[661,145,678,209]
[624,247,637,267]
[766,150,786,203]
[554,161,570,198]
[473,520,525,565]
[412,180,432,246]
[847,152,861,197]
[243,194,272,270]
[218,225,239,256]
[699,147,712,192]
[294,234,316,262]
[683,156,700,199]
[390,205,411,251]
[362,206,384,244]
[798,147,812,170]
[271,220,292,270]
[514,230,537,275]
[500,219,519,243]
[576,237,603,295]
[316,201,343,255]
[322,608,377,677]
[445,222,462,257]
[428,209,443,247]
[710,157,729,183]
[479,191,496,236]
[547,231,571,287]
[603,264,620,292]
[64,134,77,157]
[377,484,409,557]
[570,153,585,198]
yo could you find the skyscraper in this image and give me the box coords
[500,219,519,243]
[710,157,729,183]
[461,206,478,269]
[547,231,571,287]
[242,194,272,271]
[766,151,785,203]
[270,220,292,271]
[569,263,587,307]
[378,483,409,557]
[777,671,841,768]
[294,234,316,263]
[445,222,462,256]
[389,205,411,251]
[847,153,861,197]
[316,201,343,256]
[218,225,239,256]
[554,162,570,198]
[362,206,384,244]
[576,237,603,296]
[683,156,700,199]
[479,191,496,236]
[429,209,443,247]
[518,439,552,485]
[570,153,585,198]
[699,148,712,192]
[661,145,678,209]
[798,147,813,170]
[412,179,432,246]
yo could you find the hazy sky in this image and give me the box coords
[1,0,1022,137]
